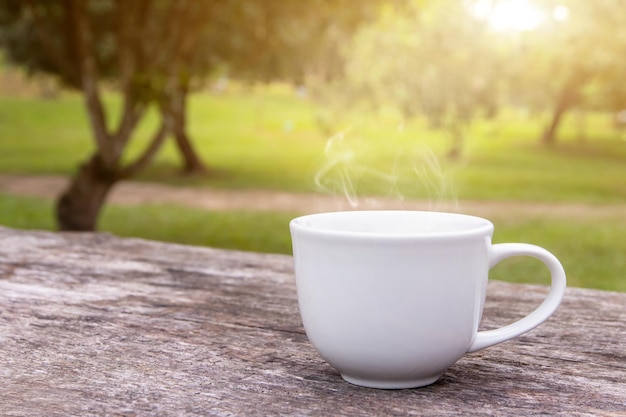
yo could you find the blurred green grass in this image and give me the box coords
[1,91,625,202]
[1,193,624,292]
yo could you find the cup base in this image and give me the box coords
[341,374,441,389]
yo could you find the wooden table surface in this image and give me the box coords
[1,226,625,416]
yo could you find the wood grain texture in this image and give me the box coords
[0,226,624,416]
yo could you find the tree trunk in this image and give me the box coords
[173,126,207,175]
[541,96,569,146]
[170,86,207,175]
[446,122,464,160]
[576,109,587,144]
[541,72,587,146]
[55,154,118,231]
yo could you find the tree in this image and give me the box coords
[528,1,596,145]
[343,0,502,158]
[503,0,626,144]
[0,0,219,230]
[0,0,387,231]
[207,0,395,136]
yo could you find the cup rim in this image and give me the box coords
[290,210,494,241]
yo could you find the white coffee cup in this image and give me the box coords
[290,210,566,389]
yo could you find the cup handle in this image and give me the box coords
[467,243,567,353]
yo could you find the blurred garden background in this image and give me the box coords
[0,0,624,291]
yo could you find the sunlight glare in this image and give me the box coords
[553,5,569,22]
[471,0,547,32]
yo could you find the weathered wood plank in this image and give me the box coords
[0,226,625,416]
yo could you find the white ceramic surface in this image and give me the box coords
[290,211,566,389]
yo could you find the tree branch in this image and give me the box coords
[115,0,136,95]
[111,0,144,158]
[118,114,170,179]
[65,0,113,165]
[113,102,146,157]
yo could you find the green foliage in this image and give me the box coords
[346,1,501,121]
[211,0,388,84]
[0,0,389,96]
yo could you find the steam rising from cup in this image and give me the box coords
[314,129,457,210]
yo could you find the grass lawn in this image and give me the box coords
[1,193,624,292]
[1,90,625,202]
[0,88,625,292]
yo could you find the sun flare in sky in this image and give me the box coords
[471,0,568,32]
